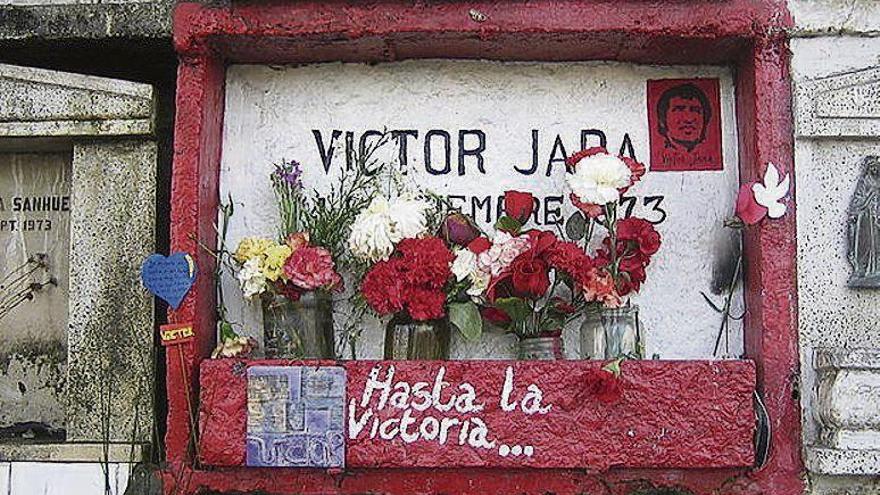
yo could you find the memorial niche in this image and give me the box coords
[0,151,71,440]
[219,61,744,360]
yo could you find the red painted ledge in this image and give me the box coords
[199,359,755,471]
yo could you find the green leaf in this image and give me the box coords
[449,301,483,341]
[494,215,522,235]
[494,297,531,323]
[219,320,236,341]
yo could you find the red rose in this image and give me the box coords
[504,190,535,223]
[468,236,492,254]
[735,182,768,225]
[406,288,446,321]
[524,229,558,256]
[510,254,550,299]
[481,306,511,326]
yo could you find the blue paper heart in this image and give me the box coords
[140,253,198,310]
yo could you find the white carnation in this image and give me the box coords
[566,153,631,205]
[466,270,491,298]
[237,257,267,299]
[451,248,477,282]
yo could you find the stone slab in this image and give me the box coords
[66,139,156,443]
[807,448,880,476]
[789,0,880,35]
[199,359,756,470]
[795,66,880,138]
[0,442,146,462]
[0,63,154,138]
[817,348,880,370]
[0,0,171,39]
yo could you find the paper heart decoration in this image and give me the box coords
[140,253,197,310]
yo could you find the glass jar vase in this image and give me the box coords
[262,290,335,359]
[517,334,565,360]
[384,316,451,360]
[579,304,641,359]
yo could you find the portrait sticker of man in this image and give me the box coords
[647,78,723,172]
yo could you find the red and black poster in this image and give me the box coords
[647,78,723,172]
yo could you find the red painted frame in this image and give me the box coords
[166,1,803,493]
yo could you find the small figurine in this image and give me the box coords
[847,156,880,288]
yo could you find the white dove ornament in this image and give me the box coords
[752,162,790,219]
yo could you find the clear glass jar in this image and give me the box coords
[262,291,335,359]
[517,334,565,360]
[579,304,641,359]
[384,316,451,360]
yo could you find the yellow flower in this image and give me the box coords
[234,236,273,264]
[262,243,292,282]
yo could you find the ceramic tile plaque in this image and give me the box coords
[246,366,346,468]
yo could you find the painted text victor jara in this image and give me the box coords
[348,364,550,452]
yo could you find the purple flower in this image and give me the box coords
[440,212,480,247]
[272,160,303,188]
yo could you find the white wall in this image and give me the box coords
[0,462,129,494]
[220,60,742,360]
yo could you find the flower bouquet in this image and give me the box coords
[232,159,374,359]
[462,191,597,359]
[349,194,484,359]
[565,147,661,359]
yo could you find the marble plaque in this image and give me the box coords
[246,366,345,468]
[0,152,71,433]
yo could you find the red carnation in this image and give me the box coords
[565,146,607,170]
[620,156,647,190]
[406,288,446,321]
[362,259,406,315]
[274,280,302,302]
[546,240,595,284]
[569,193,604,219]
[524,229,558,256]
[616,217,661,256]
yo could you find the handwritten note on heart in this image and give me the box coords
[140,253,197,310]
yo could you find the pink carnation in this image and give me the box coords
[283,246,343,291]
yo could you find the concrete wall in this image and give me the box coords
[789,0,880,493]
